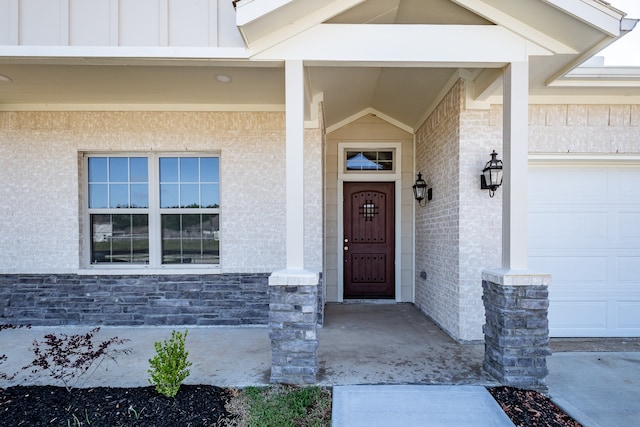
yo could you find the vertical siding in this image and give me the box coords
[0,0,244,48]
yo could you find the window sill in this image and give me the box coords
[77,266,222,276]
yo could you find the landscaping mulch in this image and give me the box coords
[0,384,234,426]
[489,386,582,427]
[0,384,582,427]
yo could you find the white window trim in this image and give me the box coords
[80,152,222,273]
[338,142,402,181]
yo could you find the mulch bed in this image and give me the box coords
[0,384,581,426]
[489,386,582,427]
[0,385,234,426]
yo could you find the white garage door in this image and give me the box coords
[528,163,640,337]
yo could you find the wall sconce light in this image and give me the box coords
[413,172,432,207]
[480,150,503,198]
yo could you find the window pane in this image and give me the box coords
[109,158,129,182]
[162,214,219,265]
[345,150,393,171]
[180,158,199,182]
[160,157,178,182]
[129,157,148,183]
[130,184,148,208]
[200,157,219,182]
[201,184,219,208]
[162,214,182,264]
[109,184,129,208]
[89,184,108,208]
[180,184,199,208]
[88,157,107,182]
[201,214,220,264]
[91,214,148,264]
[160,183,179,208]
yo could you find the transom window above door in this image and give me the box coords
[345,150,394,172]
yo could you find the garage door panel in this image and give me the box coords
[529,164,640,337]
[617,170,640,198]
[619,302,640,329]
[619,212,640,239]
[618,256,640,284]
[529,211,608,247]
[529,255,606,284]
[550,300,608,331]
[529,168,606,202]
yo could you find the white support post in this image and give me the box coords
[285,60,305,271]
[502,62,529,270]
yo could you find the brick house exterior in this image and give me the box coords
[1,0,639,387]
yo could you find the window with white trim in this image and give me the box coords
[86,154,220,267]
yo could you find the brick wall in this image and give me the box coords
[0,111,323,274]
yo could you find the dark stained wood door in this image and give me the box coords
[343,182,395,299]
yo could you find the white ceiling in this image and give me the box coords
[0,0,638,131]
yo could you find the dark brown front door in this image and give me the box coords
[343,182,395,299]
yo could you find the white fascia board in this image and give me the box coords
[451,0,578,54]
[548,79,640,87]
[253,24,543,65]
[0,46,251,60]
[564,66,640,78]
[542,0,624,36]
[0,103,285,112]
[237,0,366,50]
[235,0,296,26]
[326,107,412,135]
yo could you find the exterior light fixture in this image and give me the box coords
[480,150,503,198]
[412,172,432,207]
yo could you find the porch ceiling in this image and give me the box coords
[0,0,638,131]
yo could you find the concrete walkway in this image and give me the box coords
[547,352,640,427]
[332,385,514,427]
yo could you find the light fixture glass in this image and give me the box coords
[481,150,503,197]
[413,172,430,207]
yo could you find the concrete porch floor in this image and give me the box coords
[318,303,496,386]
[1,303,497,388]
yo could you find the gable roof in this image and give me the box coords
[233,0,639,131]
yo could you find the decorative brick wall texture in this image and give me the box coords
[414,81,465,339]
[528,104,640,154]
[0,111,323,274]
[0,273,270,326]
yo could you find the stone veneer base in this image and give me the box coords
[0,274,270,326]
[269,270,319,384]
[482,269,552,392]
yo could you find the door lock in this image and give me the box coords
[344,246,349,251]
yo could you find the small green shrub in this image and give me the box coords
[148,329,192,397]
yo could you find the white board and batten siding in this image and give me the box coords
[528,160,640,337]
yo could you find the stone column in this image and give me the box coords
[482,269,551,392]
[269,269,319,384]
